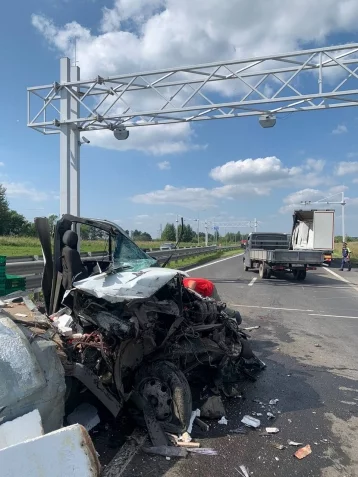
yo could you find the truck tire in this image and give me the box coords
[243,258,249,272]
[297,270,306,281]
[259,263,267,279]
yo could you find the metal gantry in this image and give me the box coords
[27,44,358,217]
[301,191,346,241]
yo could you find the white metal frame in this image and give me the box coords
[301,192,346,241]
[27,44,358,217]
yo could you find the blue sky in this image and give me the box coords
[1,0,358,238]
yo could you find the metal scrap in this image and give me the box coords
[288,440,303,446]
[272,442,286,450]
[236,465,250,477]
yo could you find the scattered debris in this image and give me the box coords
[187,409,201,434]
[294,444,312,459]
[14,313,27,318]
[267,412,275,419]
[266,427,280,434]
[241,415,261,428]
[201,396,226,419]
[218,416,228,425]
[272,442,286,450]
[229,426,247,435]
[287,440,303,446]
[67,403,100,432]
[194,417,209,432]
[256,413,263,417]
[288,419,292,423]
[275,457,280,461]
[177,441,200,448]
[269,399,279,405]
[236,465,250,477]
[143,446,188,458]
[188,448,218,455]
[179,431,192,443]
[253,399,263,404]
[314,343,321,348]
[242,326,260,331]
[166,456,171,461]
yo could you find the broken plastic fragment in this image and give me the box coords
[294,444,312,459]
[287,440,303,446]
[67,403,100,431]
[267,412,275,419]
[187,409,200,434]
[179,431,192,443]
[241,415,261,428]
[266,427,279,434]
[237,465,250,477]
[243,326,260,331]
[269,399,279,405]
[218,416,228,425]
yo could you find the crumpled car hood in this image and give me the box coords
[73,267,188,303]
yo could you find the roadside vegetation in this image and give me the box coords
[333,241,358,265]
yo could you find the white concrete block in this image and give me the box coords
[0,424,101,476]
[0,409,43,451]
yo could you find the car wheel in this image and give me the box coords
[134,361,192,433]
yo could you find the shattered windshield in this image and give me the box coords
[113,232,157,271]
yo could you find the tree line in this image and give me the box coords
[161,222,248,243]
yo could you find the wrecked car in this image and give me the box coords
[33,214,264,433]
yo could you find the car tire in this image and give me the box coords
[134,361,192,433]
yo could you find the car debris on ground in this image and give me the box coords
[294,444,312,459]
[266,427,280,434]
[241,415,261,428]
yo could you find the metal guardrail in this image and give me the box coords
[5,246,240,290]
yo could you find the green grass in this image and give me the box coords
[0,236,215,257]
[167,248,242,270]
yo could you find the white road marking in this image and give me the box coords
[230,303,358,319]
[187,252,243,273]
[230,304,315,312]
[248,277,257,287]
[308,313,358,319]
[323,267,351,284]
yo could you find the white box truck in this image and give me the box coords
[291,209,335,266]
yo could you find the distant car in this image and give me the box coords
[160,243,176,251]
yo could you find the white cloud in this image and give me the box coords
[3,182,54,202]
[336,161,358,176]
[353,178,358,184]
[210,156,301,184]
[0,162,4,167]
[136,214,150,219]
[157,160,171,170]
[132,183,270,210]
[209,156,328,189]
[332,124,348,135]
[32,1,358,153]
[304,158,325,173]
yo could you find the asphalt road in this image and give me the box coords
[115,254,358,477]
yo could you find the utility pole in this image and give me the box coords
[301,191,346,241]
[205,220,209,246]
[175,215,179,242]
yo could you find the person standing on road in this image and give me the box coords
[340,242,351,271]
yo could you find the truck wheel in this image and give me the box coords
[297,270,306,281]
[259,263,267,279]
[243,259,249,272]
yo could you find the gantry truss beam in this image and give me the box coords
[28,44,358,133]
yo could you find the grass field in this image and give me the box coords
[0,236,210,257]
[167,248,241,269]
[334,241,358,265]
